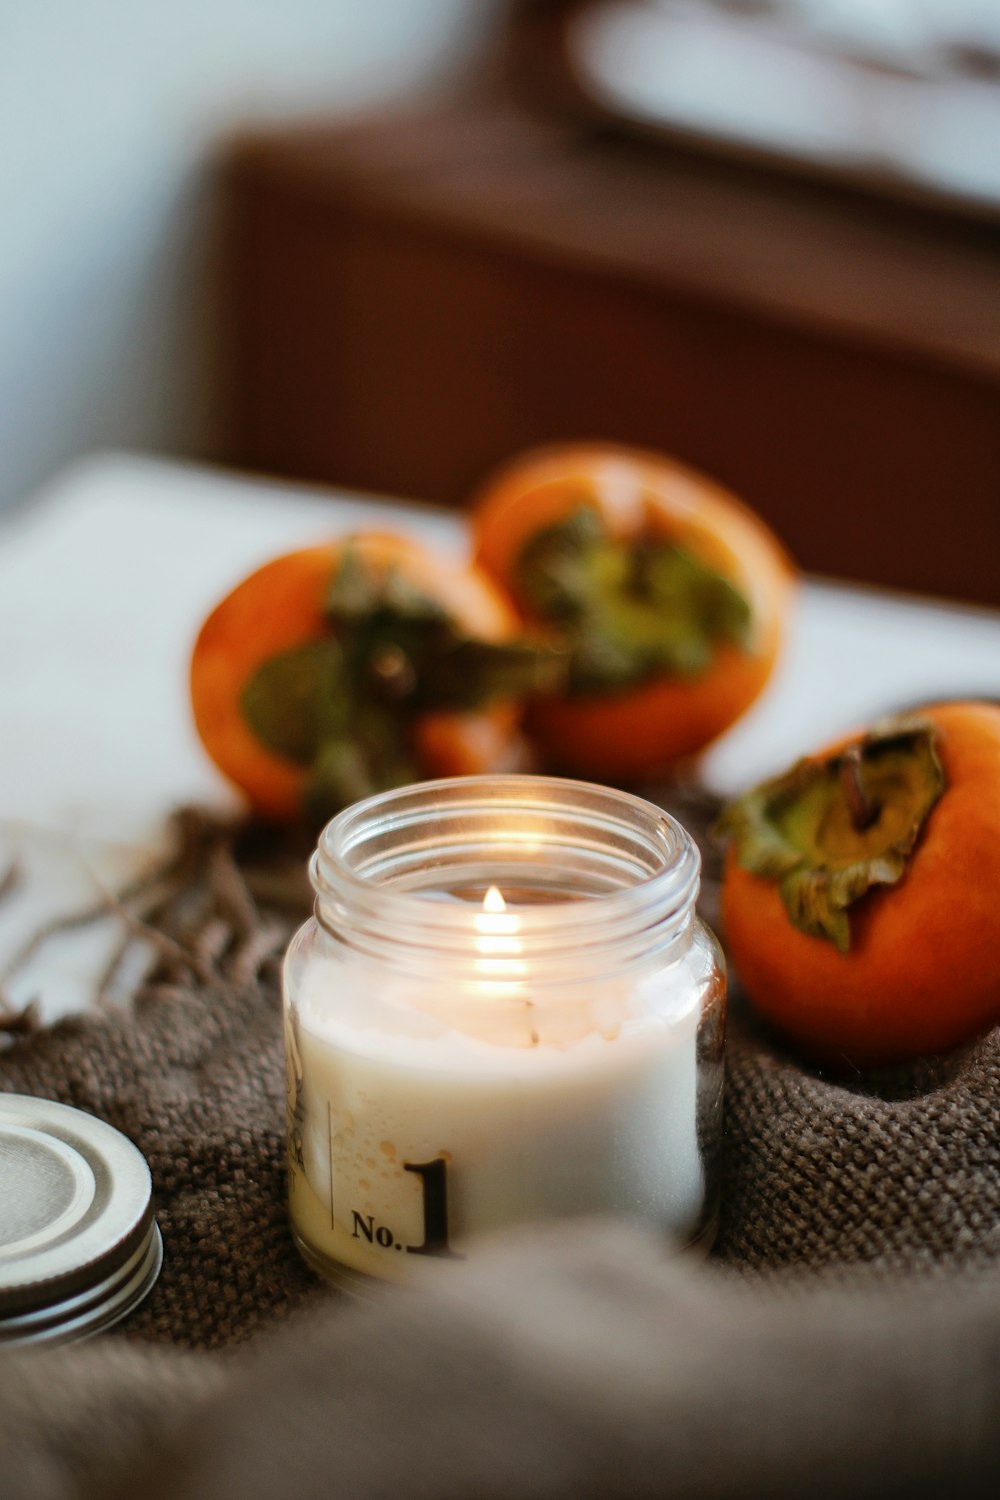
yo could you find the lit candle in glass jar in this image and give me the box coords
[283,776,725,1290]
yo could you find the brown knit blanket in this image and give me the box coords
[3,792,999,1499]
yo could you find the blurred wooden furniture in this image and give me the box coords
[222,98,1000,605]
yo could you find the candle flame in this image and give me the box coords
[474,882,522,958]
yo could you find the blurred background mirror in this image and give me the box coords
[563,0,1000,215]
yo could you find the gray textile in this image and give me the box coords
[2,799,999,1497]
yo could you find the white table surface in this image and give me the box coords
[3,451,999,1021]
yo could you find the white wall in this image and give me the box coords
[0,0,501,509]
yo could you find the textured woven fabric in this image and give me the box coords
[2,797,999,1497]
[719,1016,1000,1274]
[1,980,328,1348]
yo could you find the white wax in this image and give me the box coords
[286,957,705,1282]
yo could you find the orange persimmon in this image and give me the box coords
[471,444,794,780]
[190,532,534,822]
[719,701,1000,1067]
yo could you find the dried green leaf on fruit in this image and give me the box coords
[191,533,560,824]
[717,702,1000,1067]
[472,444,795,779]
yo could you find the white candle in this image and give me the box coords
[283,777,725,1288]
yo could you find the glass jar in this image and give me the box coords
[283,775,725,1289]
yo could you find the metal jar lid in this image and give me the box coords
[0,1093,162,1346]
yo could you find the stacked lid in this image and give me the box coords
[0,1093,161,1346]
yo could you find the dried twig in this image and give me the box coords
[0,807,312,1027]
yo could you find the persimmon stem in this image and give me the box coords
[840,745,881,832]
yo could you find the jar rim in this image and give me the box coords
[311,774,700,953]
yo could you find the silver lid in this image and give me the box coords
[0,1093,162,1346]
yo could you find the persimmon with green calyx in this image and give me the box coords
[716,702,1000,1068]
[471,444,794,780]
[190,532,560,824]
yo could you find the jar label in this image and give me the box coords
[285,1001,708,1283]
